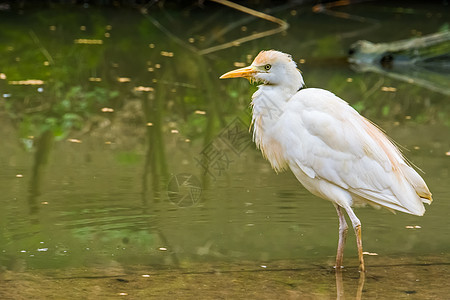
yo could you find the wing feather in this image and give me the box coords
[279,88,432,215]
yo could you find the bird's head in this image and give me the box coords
[220,50,304,90]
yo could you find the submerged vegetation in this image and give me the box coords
[0,1,449,298]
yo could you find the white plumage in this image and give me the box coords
[220,50,432,271]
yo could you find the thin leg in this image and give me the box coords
[334,204,348,270]
[343,206,365,272]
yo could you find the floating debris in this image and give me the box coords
[158,247,167,251]
[37,248,48,252]
[405,115,412,120]
[346,77,353,82]
[194,110,206,115]
[160,51,174,57]
[413,146,420,150]
[188,37,195,43]
[405,225,422,229]
[80,25,86,31]
[67,138,82,143]
[74,39,103,45]
[149,43,155,48]
[15,174,23,178]
[171,129,179,134]
[147,67,154,72]
[445,151,450,156]
[49,25,56,31]
[9,79,44,85]
[89,77,102,82]
[260,265,267,268]
[117,77,131,83]
[0,73,6,79]
[104,33,110,38]
[363,252,378,256]
[141,274,151,278]
[118,293,128,296]
[299,58,306,64]
[233,62,246,67]
[146,122,153,126]
[381,86,397,92]
[134,86,154,92]
[101,107,114,113]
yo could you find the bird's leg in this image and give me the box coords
[334,204,348,270]
[343,207,365,272]
[355,224,365,272]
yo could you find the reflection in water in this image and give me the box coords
[336,270,365,300]
[28,130,54,216]
[0,0,449,298]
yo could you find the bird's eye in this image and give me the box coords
[264,64,271,71]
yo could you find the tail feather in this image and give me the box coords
[400,164,433,204]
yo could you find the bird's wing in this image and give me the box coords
[279,88,431,215]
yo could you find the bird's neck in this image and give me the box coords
[250,84,296,172]
[251,83,298,130]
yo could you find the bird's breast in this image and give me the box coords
[252,115,289,173]
[251,85,294,172]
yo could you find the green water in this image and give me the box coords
[0,1,449,299]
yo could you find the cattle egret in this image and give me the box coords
[220,50,432,271]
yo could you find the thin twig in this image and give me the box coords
[199,0,289,55]
[29,30,55,65]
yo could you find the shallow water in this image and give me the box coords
[0,1,449,298]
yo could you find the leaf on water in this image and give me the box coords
[381,86,397,92]
[67,138,82,143]
[160,51,174,57]
[74,39,103,45]
[134,86,154,92]
[405,225,422,229]
[9,79,44,85]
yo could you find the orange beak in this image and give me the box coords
[220,66,256,79]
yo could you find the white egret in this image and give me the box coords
[220,50,432,271]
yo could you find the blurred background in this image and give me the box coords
[0,0,449,298]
